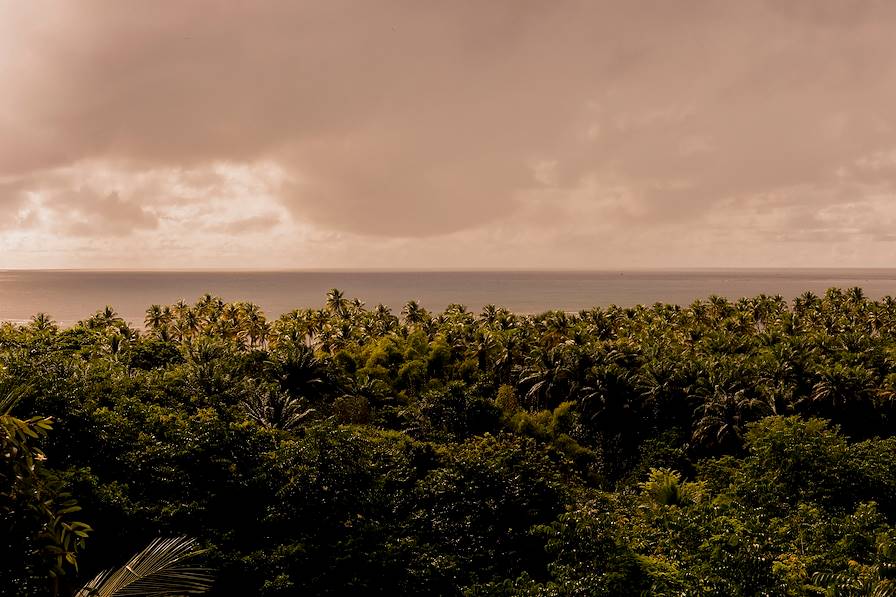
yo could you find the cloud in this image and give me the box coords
[0,179,32,229]
[210,213,282,234]
[2,1,896,266]
[51,190,158,237]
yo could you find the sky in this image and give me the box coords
[2,1,896,269]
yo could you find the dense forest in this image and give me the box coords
[4,288,896,596]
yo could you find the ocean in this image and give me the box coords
[2,269,896,327]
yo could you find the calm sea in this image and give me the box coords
[2,269,896,326]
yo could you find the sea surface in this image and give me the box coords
[2,269,896,327]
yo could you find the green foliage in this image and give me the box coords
[521,497,650,595]
[4,289,896,595]
[494,384,519,413]
[1,392,92,595]
[639,468,704,508]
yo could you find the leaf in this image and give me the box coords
[76,536,214,597]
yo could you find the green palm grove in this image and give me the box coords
[3,287,896,595]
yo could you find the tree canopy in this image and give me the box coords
[4,288,896,595]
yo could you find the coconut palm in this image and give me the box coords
[326,288,350,318]
[267,345,327,399]
[172,299,190,321]
[219,303,243,342]
[479,304,500,325]
[692,389,770,451]
[144,305,167,332]
[194,293,217,317]
[370,304,398,335]
[471,330,498,371]
[240,302,267,347]
[579,363,639,430]
[402,300,428,326]
[807,363,876,412]
[241,385,314,431]
[178,309,203,342]
[793,290,820,318]
[84,306,123,330]
[29,312,56,332]
[349,297,366,314]
[493,333,521,385]
[254,319,271,349]
[517,345,581,411]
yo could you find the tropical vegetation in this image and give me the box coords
[4,287,896,595]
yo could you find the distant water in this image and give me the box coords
[2,269,896,327]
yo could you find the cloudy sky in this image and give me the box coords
[2,1,896,269]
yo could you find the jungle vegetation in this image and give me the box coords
[4,287,896,595]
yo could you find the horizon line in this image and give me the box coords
[5,266,896,273]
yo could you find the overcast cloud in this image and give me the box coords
[2,1,896,268]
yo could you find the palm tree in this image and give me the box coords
[270,309,319,348]
[480,304,500,325]
[194,293,214,314]
[846,285,867,307]
[793,290,820,318]
[692,389,769,451]
[371,304,398,335]
[177,309,202,342]
[471,331,498,371]
[493,333,521,385]
[220,303,243,343]
[801,363,879,435]
[402,300,428,326]
[637,355,692,426]
[329,320,355,351]
[326,288,350,318]
[579,362,639,430]
[807,363,876,412]
[85,306,123,330]
[155,327,173,343]
[172,299,190,320]
[517,346,578,411]
[144,305,166,332]
[444,303,471,325]
[707,294,732,320]
[267,345,326,400]
[193,293,224,324]
[240,302,266,347]
[538,310,571,341]
[307,309,328,340]
[241,385,314,431]
[349,297,366,314]
[29,312,56,332]
[255,319,271,349]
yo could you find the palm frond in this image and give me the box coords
[873,580,896,597]
[76,536,213,597]
[1,389,25,415]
